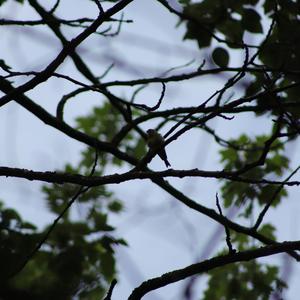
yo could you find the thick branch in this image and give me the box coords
[128,241,300,300]
[0,77,137,165]
[2,166,300,187]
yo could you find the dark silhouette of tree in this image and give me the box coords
[1,0,300,299]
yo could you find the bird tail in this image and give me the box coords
[164,159,171,168]
[158,150,171,168]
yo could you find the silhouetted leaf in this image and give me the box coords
[212,47,229,67]
[242,9,263,33]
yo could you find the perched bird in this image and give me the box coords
[146,129,171,168]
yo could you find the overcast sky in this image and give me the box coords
[1,1,300,299]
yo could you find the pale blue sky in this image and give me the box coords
[1,1,300,299]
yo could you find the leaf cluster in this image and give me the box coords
[203,260,286,300]
[220,134,289,216]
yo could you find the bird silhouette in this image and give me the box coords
[146,129,171,168]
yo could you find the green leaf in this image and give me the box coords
[203,260,286,300]
[108,200,123,213]
[258,224,276,240]
[218,18,244,47]
[184,22,213,48]
[212,47,229,67]
[178,0,190,4]
[241,9,263,33]
[264,0,275,13]
[100,252,115,281]
[247,0,260,4]
[21,222,37,231]
[94,214,115,232]
[2,208,21,224]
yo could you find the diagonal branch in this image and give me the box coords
[128,240,300,300]
[0,77,137,165]
[0,0,135,107]
[8,150,99,278]
[253,166,300,230]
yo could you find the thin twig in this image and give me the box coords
[253,166,300,230]
[94,0,104,14]
[216,193,236,254]
[103,279,117,300]
[133,82,166,111]
[48,0,60,14]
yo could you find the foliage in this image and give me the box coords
[203,222,286,299]
[0,100,128,299]
[203,261,286,300]
[220,133,289,215]
[180,0,300,298]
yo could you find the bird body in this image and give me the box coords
[146,129,171,168]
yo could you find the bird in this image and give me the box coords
[146,129,171,168]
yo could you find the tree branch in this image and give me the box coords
[0,0,135,107]
[128,241,300,300]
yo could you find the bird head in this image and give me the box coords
[146,129,156,137]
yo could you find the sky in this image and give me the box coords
[1,0,300,299]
